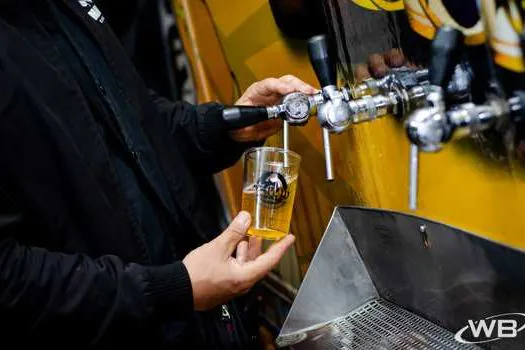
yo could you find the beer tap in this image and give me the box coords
[406,26,525,153]
[221,35,343,181]
[405,26,525,211]
[221,35,436,181]
[405,26,464,211]
[407,86,525,153]
[308,35,347,180]
[405,27,464,153]
[350,67,429,98]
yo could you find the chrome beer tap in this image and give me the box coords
[350,67,428,98]
[405,27,466,153]
[221,35,340,180]
[404,27,465,211]
[404,26,525,210]
[406,83,525,153]
[405,24,525,152]
[221,35,439,181]
[307,35,347,180]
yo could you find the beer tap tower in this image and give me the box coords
[222,32,478,212]
[222,35,432,181]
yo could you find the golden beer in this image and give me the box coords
[242,175,298,240]
[241,147,301,240]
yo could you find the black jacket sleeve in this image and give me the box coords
[149,92,263,174]
[0,192,194,345]
[0,64,193,346]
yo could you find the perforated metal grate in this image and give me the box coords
[326,299,480,350]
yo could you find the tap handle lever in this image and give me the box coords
[308,35,338,181]
[222,106,273,130]
[308,35,337,88]
[429,26,464,89]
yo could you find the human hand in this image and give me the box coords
[182,211,295,311]
[354,49,407,82]
[230,75,317,142]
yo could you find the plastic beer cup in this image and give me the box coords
[241,147,301,240]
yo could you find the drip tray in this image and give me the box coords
[277,207,525,349]
[329,299,478,349]
[277,299,480,349]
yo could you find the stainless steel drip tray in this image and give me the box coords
[277,207,525,349]
[277,298,480,349]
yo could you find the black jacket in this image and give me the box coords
[0,0,256,347]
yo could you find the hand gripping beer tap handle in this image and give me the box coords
[222,106,274,130]
[308,35,336,181]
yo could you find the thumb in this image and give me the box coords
[216,211,251,255]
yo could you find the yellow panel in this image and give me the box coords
[207,1,284,91]
[206,0,267,37]
[244,40,319,87]
[173,0,235,103]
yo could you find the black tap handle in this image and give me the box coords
[466,43,503,103]
[308,35,336,88]
[222,106,271,130]
[429,26,463,88]
[520,29,525,64]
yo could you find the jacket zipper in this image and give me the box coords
[221,304,235,344]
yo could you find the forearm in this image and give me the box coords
[0,237,193,345]
[150,92,260,173]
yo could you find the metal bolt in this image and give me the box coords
[419,224,430,248]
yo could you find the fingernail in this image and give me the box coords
[236,211,251,228]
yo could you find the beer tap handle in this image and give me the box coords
[467,41,502,103]
[428,26,463,89]
[519,28,525,67]
[308,35,337,181]
[222,106,275,130]
[308,35,337,89]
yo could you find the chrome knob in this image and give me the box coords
[317,98,352,133]
[405,107,450,153]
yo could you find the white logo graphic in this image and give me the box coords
[455,313,525,344]
[78,0,105,23]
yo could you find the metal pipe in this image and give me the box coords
[322,128,334,181]
[409,144,419,211]
[283,121,290,167]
